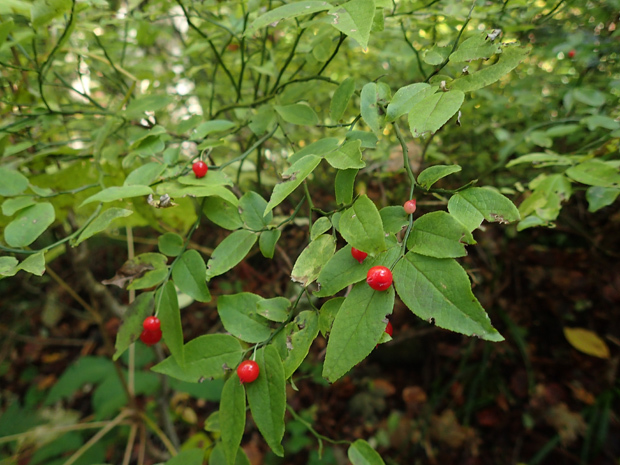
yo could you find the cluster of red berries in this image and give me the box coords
[140,316,162,346]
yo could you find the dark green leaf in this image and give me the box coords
[80,185,153,207]
[291,234,336,287]
[217,293,273,343]
[246,346,286,456]
[158,232,185,257]
[386,83,434,122]
[323,283,395,382]
[565,160,620,188]
[221,374,246,465]
[164,448,205,465]
[393,253,503,341]
[319,297,345,337]
[204,197,243,230]
[152,334,244,382]
[330,77,356,122]
[45,356,115,405]
[327,0,376,49]
[324,140,365,170]
[407,211,475,258]
[338,195,386,255]
[246,2,332,34]
[75,208,133,246]
[4,203,55,248]
[207,230,258,279]
[259,229,281,259]
[172,250,211,302]
[348,439,386,465]
[257,297,290,323]
[157,281,184,366]
[417,165,462,190]
[264,155,322,216]
[0,167,28,196]
[240,191,272,230]
[114,292,155,360]
[274,104,319,125]
[408,90,464,137]
[335,169,358,205]
[448,187,521,232]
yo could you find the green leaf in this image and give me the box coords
[124,162,166,186]
[287,138,340,165]
[15,253,44,277]
[246,1,332,34]
[408,90,464,137]
[4,203,55,248]
[74,208,133,246]
[565,160,620,188]
[449,33,501,62]
[423,45,450,65]
[324,140,365,170]
[158,232,185,257]
[1,196,37,216]
[274,104,319,126]
[348,439,386,465]
[586,186,620,212]
[191,120,236,140]
[257,297,290,323]
[407,211,475,258]
[417,165,462,190]
[209,444,251,465]
[259,229,281,259]
[204,197,243,230]
[152,334,244,382]
[319,297,344,337]
[31,0,71,28]
[178,170,233,187]
[327,0,376,49]
[449,45,530,93]
[330,77,356,122]
[114,292,155,360]
[246,346,286,457]
[217,293,273,343]
[335,169,358,205]
[206,230,258,279]
[393,253,503,341]
[45,356,115,405]
[277,311,320,379]
[310,217,332,241]
[164,448,204,465]
[338,195,386,255]
[80,185,153,207]
[157,182,238,206]
[240,191,272,230]
[0,167,28,196]
[386,83,434,122]
[291,234,336,287]
[518,174,572,224]
[323,282,395,382]
[172,250,211,303]
[448,187,521,232]
[0,257,18,277]
[220,374,246,465]
[506,152,572,168]
[573,88,606,107]
[315,245,400,297]
[264,155,322,216]
[360,82,383,135]
[157,281,184,366]
[379,206,408,234]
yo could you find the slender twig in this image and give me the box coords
[139,411,178,456]
[63,410,131,465]
[286,404,350,458]
[400,21,427,79]
[122,423,138,465]
[318,33,346,76]
[0,420,128,445]
[271,29,306,92]
[218,125,278,169]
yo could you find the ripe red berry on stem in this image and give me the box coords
[385,321,393,337]
[568,49,576,58]
[351,247,368,264]
[192,160,208,178]
[367,266,393,291]
[140,328,162,346]
[237,360,260,384]
[143,316,160,332]
[404,199,417,215]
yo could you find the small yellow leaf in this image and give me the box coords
[563,327,610,359]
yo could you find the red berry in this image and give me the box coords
[385,320,393,337]
[404,199,417,215]
[367,266,393,291]
[192,161,208,178]
[351,247,368,264]
[237,360,260,384]
[140,328,162,346]
[568,49,576,59]
[143,316,160,332]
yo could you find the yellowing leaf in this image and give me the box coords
[563,327,610,359]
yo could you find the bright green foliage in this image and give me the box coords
[220,374,246,465]
[246,346,286,456]
[1,0,616,462]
